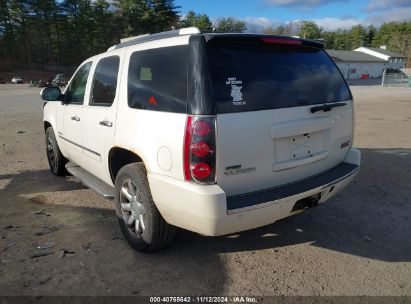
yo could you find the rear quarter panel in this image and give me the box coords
[113,36,190,180]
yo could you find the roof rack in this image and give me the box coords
[108,27,201,51]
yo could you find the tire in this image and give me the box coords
[45,127,67,176]
[114,163,176,252]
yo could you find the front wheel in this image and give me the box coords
[45,127,67,176]
[114,163,176,252]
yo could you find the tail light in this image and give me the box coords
[184,116,216,184]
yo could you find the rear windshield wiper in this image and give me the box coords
[310,102,347,113]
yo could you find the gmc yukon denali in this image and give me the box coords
[41,27,361,252]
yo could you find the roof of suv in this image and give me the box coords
[111,27,201,50]
[108,27,324,51]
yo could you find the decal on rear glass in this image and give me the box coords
[226,77,246,106]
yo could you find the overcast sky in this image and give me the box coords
[175,0,411,31]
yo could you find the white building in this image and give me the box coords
[354,46,406,70]
[326,50,387,80]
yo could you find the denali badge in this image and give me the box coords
[224,165,256,176]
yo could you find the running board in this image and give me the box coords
[65,162,114,199]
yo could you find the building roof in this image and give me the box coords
[326,50,386,62]
[359,47,406,58]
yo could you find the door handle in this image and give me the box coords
[99,120,113,127]
[71,116,80,122]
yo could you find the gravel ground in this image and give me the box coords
[0,84,410,296]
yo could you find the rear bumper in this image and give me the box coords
[148,147,360,236]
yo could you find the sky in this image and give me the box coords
[175,0,411,32]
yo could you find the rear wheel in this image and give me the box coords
[45,127,67,176]
[114,163,176,252]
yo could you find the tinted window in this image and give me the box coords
[91,56,120,106]
[65,62,92,105]
[128,46,187,113]
[206,42,352,113]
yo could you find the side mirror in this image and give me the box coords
[40,86,62,101]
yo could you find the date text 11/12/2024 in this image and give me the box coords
[149,296,258,303]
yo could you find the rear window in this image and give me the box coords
[128,45,188,113]
[206,41,351,113]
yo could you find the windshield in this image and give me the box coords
[206,41,352,114]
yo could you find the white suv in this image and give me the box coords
[41,27,360,252]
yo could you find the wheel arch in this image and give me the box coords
[108,147,146,184]
[44,121,52,132]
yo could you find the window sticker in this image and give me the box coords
[140,67,152,81]
[226,77,246,106]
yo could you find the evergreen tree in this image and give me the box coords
[0,0,15,59]
[298,21,321,39]
[147,0,179,33]
[181,10,212,31]
[350,24,366,48]
[215,17,246,33]
[365,25,376,47]
[322,31,336,49]
[116,0,178,35]
[9,0,30,65]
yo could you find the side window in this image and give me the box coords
[90,56,120,107]
[128,46,187,113]
[65,62,92,105]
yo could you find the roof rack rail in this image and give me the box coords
[110,27,201,51]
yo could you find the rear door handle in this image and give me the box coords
[99,120,113,127]
[71,115,80,122]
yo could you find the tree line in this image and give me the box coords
[0,0,245,68]
[0,0,409,69]
[265,20,411,58]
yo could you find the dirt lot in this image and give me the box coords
[0,84,410,297]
